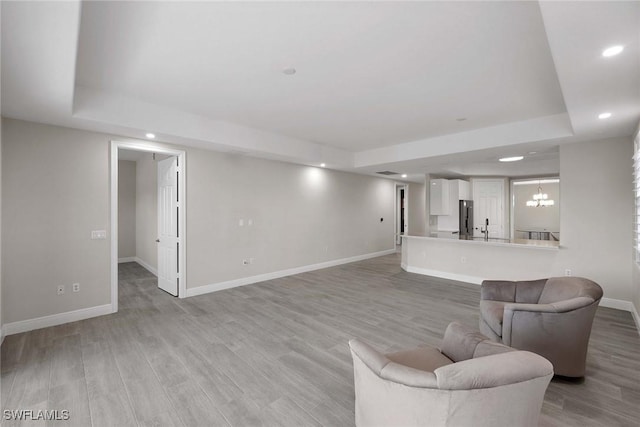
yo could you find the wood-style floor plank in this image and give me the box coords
[1,254,639,426]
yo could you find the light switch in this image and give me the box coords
[239,219,244,227]
[91,230,107,240]
[248,219,253,226]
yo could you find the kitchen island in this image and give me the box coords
[401,233,562,285]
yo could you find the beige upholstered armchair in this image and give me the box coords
[480,277,603,377]
[349,322,553,427]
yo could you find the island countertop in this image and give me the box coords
[402,233,560,250]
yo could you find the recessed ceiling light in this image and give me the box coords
[401,174,408,178]
[499,156,524,162]
[602,45,624,57]
[598,112,612,119]
[320,163,326,168]
[282,67,296,75]
[145,133,156,139]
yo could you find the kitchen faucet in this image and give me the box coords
[481,218,489,241]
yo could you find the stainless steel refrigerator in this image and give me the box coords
[459,200,474,237]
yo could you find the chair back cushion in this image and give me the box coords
[538,277,603,304]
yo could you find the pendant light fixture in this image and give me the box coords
[526,182,555,207]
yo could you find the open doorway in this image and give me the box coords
[110,141,187,313]
[395,184,408,247]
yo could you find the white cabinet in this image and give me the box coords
[430,179,471,216]
[430,179,450,215]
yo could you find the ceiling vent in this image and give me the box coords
[376,171,399,175]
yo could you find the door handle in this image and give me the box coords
[156,239,160,243]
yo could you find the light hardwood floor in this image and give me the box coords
[2,254,639,426]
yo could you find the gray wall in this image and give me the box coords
[2,119,111,323]
[117,160,136,259]
[558,136,633,302]
[631,127,640,319]
[135,155,157,270]
[408,182,426,236]
[1,118,396,324]
[0,113,3,334]
[187,150,395,288]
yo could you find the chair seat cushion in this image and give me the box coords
[480,300,507,337]
[386,346,453,373]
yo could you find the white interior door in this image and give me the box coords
[157,156,179,296]
[473,179,505,238]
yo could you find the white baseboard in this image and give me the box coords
[3,304,113,336]
[600,298,640,335]
[118,257,136,263]
[187,249,397,298]
[134,257,158,276]
[402,265,484,285]
[403,265,640,335]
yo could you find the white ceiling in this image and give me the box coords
[2,1,639,183]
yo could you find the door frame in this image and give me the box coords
[109,140,187,313]
[395,183,409,245]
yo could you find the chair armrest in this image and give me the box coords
[349,338,390,375]
[480,280,515,302]
[434,351,553,390]
[504,302,556,314]
[504,297,594,315]
[501,297,597,346]
[440,322,489,362]
[349,338,438,388]
[380,362,438,388]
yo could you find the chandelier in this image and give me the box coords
[526,184,554,207]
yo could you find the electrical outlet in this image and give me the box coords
[57,285,65,295]
[242,259,249,265]
[72,283,80,293]
[565,269,572,276]
[91,230,107,240]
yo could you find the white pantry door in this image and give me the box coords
[157,156,179,296]
[473,179,505,239]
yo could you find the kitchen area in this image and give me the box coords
[401,175,562,284]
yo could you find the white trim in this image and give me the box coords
[402,265,484,285]
[632,303,640,335]
[600,298,640,335]
[187,249,396,297]
[1,327,5,345]
[110,140,188,315]
[134,257,158,276]
[403,265,640,335]
[3,304,112,336]
[118,257,136,263]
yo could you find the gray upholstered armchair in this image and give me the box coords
[480,277,603,377]
[349,322,553,427]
